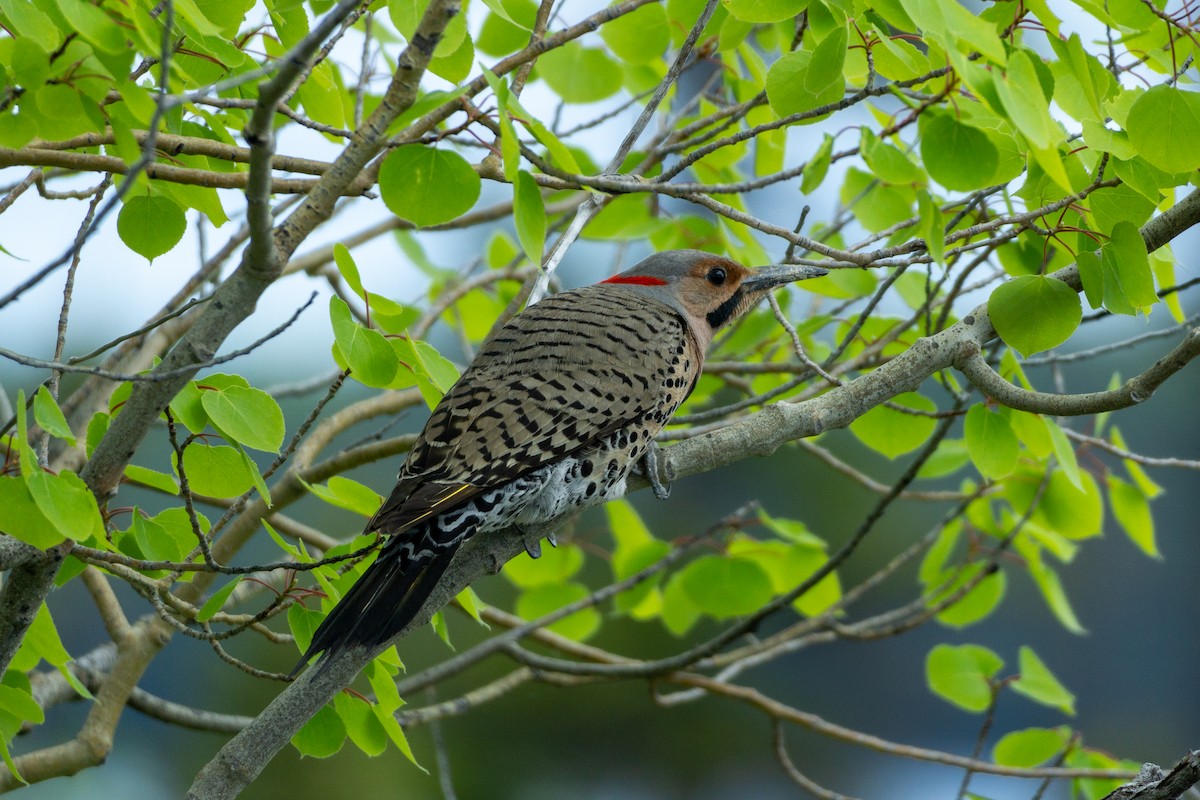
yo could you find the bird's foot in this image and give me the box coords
[640,443,673,501]
[520,527,557,559]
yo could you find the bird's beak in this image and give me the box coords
[742,264,828,293]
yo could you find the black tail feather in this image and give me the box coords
[291,547,457,677]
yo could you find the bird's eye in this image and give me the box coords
[706,267,727,286]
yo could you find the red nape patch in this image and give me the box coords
[600,275,668,286]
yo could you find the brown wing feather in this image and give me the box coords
[366,285,692,536]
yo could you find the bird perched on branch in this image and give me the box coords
[295,249,825,674]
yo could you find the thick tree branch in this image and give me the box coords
[1101,754,1200,800]
[0,543,68,678]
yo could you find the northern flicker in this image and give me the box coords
[295,249,825,673]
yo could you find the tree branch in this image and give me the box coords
[1101,754,1200,800]
[0,146,374,195]
[956,328,1200,415]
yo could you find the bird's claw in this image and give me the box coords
[642,444,672,501]
[522,529,557,559]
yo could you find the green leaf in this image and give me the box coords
[389,0,468,50]
[303,475,382,516]
[964,405,1019,479]
[849,391,937,459]
[1047,34,1114,124]
[898,0,1006,63]
[920,113,999,191]
[1097,221,1155,316]
[1089,184,1156,232]
[926,643,1002,712]
[334,693,388,757]
[0,0,60,50]
[504,544,584,588]
[994,50,1060,149]
[1012,468,1103,541]
[680,555,774,618]
[757,509,829,548]
[117,195,187,261]
[370,294,421,334]
[33,387,74,444]
[5,37,50,89]
[1111,426,1163,499]
[919,519,962,585]
[479,0,534,29]
[513,170,545,266]
[1011,646,1075,714]
[288,604,320,656]
[292,704,347,758]
[600,3,670,64]
[1075,250,1103,309]
[478,3,532,55]
[538,42,623,103]
[369,671,427,767]
[123,464,179,494]
[1151,248,1184,323]
[915,439,970,479]
[605,499,671,615]
[1108,475,1157,557]
[989,275,1081,357]
[510,100,581,175]
[515,583,601,641]
[379,145,481,227]
[179,443,256,498]
[296,61,346,131]
[0,476,62,548]
[389,337,460,408]
[0,684,44,728]
[236,443,271,506]
[765,28,846,117]
[481,69,521,182]
[661,570,703,636]
[612,539,670,617]
[330,296,399,388]
[1024,547,1086,634]
[1125,85,1200,174]
[333,243,364,296]
[130,510,191,562]
[1045,419,1082,489]
[25,467,104,543]
[993,726,1071,767]
[22,604,74,670]
[197,578,241,622]
[728,537,841,617]
[862,130,924,186]
[200,384,285,452]
[1008,411,1052,458]
[169,380,209,433]
[931,565,1006,628]
[725,0,810,21]
[801,133,834,193]
[456,587,488,627]
[430,29,474,83]
[0,737,23,785]
[1066,749,1131,800]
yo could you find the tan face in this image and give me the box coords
[673,256,757,332]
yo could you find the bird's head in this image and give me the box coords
[599,249,827,350]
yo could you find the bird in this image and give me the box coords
[294,249,826,674]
